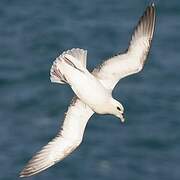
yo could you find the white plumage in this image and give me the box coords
[20,4,156,177]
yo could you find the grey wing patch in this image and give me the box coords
[127,3,156,65]
[19,136,59,177]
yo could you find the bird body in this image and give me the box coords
[59,56,117,114]
[20,3,156,177]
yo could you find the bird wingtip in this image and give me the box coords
[19,174,25,178]
[19,171,27,178]
[151,2,155,7]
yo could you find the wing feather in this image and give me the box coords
[20,97,94,177]
[93,4,156,91]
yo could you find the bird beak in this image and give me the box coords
[120,113,125,123]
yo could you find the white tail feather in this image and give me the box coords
[50,48,87,84]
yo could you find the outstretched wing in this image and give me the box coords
[93,4,156,91]
[20,98,94,177]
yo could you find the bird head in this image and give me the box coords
[111,99,125,122]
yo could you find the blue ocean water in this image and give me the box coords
[0,0,180,179]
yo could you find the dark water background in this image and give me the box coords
[1,0,180,179]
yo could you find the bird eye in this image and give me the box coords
[117,107,121,111]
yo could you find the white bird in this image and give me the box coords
[20,4,156,177]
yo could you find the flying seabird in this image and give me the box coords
[20,3,156,177]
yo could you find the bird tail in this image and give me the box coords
[50,48,87,84]
[50,60,68,84]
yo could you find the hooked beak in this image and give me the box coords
[119,113,125,123]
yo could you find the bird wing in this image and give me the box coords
[20,97,94,177]
[93,4,156,91]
